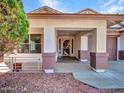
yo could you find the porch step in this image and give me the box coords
[4,62,42,71]
[22,62,42,71]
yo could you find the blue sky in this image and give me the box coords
[22,0,124,14]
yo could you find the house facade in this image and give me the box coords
[5,6,124,72]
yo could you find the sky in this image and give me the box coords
[22,0,124,14]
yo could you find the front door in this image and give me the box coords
[58,37,74,56]
[63,39,71,56]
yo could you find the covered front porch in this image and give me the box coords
[42,22,108,72]
[56,28,94,62]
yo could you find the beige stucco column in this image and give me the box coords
[90,25,108,72]
[42,27,56,73]
[79,36,89,62]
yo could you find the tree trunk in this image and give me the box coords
[0,55,4,63]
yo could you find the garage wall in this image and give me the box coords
[119,33,124,60]
[107,37,117,61]
[86,35,118,61]
[120,35,124,50]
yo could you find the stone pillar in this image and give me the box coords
[90,26,108,72]
[42,27,56,73]
[79,36,89,62]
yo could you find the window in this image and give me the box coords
[30,34,41,53]
[18,36,29,53]
[18,34,42,53]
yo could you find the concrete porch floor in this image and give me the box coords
[57,56,80,63]
[55,61,124,89]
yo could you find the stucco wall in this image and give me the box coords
[29,19,106,28]
[92,26,107,53]
[29,28,43,34]
[75,34,81,58]
[81,36,88,51]
[29,19,107,53]
[44,27,56,53]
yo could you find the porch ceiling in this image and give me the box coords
[57,31,81,36]
[57,28,94,36]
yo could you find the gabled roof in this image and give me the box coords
[78,8,99,14]
[30,6,62,14]
[29,6,99,14]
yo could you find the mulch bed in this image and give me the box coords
[0,72,123,93]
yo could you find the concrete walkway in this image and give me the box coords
[55,61,124,89]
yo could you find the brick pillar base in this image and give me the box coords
[42,53,56,71]
[78,50,89,62]
[90,52,108,72]
[119,50,124,60]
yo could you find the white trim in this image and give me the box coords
[58,36,75,56]
[0,63,10,72]
[81,36,88,51]
[80,59,88,62]
[44,69,54,73]
[91,67,105,73]
[117,37,120,60]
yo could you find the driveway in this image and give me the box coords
[55,61,124,89]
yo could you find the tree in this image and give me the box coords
[0,0,29,62]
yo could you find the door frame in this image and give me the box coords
[58,36,75,57]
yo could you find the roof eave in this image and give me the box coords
[27,13,124,20]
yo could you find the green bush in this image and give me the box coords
[0,0,29,57]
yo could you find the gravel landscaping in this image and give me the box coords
[0,73,124,93]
